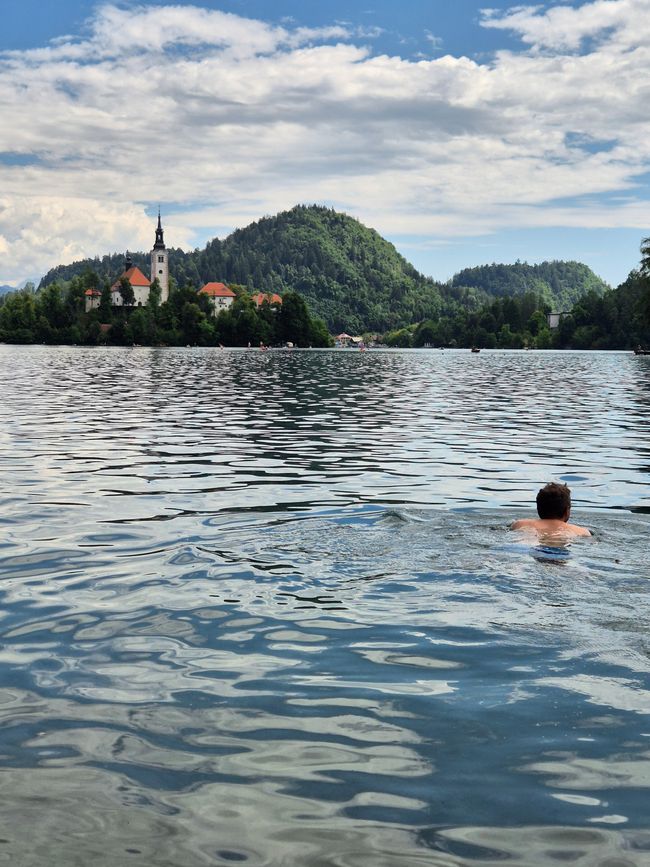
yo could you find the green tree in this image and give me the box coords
[309,317,332,347]
[38,283,67,330]
[527,309,547,337]
[277,291,312,346]
[156,302,180,344]
[118,276,135,307]
[85,320,102,345]
[148,278,162,309]
[640,237,650,277]
[556,314,576,348]
[65,276,86,319]
[127,308,156,344]
[0,290,37,340]
[413,319,437,347]
[639,237,650,327]
[35,314,53,343]
[384,327,413,348]
[497,323,516,348]
[181,302,205,344]
[99,280,112,319]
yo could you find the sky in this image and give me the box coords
[0,0,649,288]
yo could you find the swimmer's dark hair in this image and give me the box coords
[536,482,571,520]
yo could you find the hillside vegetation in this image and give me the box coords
[551,269,650,349]
[40,206,449,333]
[0,276,331,348]
[451,261,609,310]
[39,205,607,334]
[30,204,634,347]
[199,206,447,333]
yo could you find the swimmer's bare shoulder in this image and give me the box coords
[510,518,591,537]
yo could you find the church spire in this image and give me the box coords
[153,208,165,249]
[150,208,170,304]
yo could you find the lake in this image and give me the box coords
[1,345,649,866]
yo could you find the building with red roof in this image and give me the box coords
[199,282,236,315]
[107,214,171,309]
[251,292,282,308]
[84,287,102,312]
[110,256,154,307]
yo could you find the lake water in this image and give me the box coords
[1,345,650,866]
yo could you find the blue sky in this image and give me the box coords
[1,0,648,287]
[1,0,525,55]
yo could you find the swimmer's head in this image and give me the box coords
[536,482,571,521]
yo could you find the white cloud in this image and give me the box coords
[479,0,650,51]
[0,0,648,283]
[0,194,195,281]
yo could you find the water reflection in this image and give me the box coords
[1,347,650,865]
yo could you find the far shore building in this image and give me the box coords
[110,256,152,307]
[547,311,570,329]
[199,282,236,314]
[84,287,101,312]
[251,292,282,308]
[83,214,289,318]
[85,212,171,312]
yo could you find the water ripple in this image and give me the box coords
[1,347,650,865]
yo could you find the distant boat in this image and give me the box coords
[634,347,650,355]
[471,347,480,353]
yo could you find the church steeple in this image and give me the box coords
[150,209,169,303]
[153,209,165,250]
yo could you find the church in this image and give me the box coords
[84,213,283,316]
[85,213,170,311]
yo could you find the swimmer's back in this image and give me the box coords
[510,518,591,537]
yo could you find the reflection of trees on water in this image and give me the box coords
[144,349,418,480]
[137,348,650,509]
[9,345,649,510]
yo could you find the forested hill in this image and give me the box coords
[38,204,609,332]
[40,206,447,333]
[451,261,609,310]
[201,206,453,333]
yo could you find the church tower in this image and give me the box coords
[150,210,169,303]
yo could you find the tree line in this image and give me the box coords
[5,222,649,351]
[38,205,453,335]
[0,274,332,348]
[382,240,650,350]
[37,205,614,340]
[3,260,648,351]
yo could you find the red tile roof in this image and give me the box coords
[84,288,101,297]
[252,292,282,306]
[111,266,151,291]
[199,282,235,298]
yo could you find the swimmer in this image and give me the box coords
[511,482,591,537]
